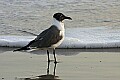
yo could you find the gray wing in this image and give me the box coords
[29,25,62,48]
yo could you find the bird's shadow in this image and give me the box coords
[0,47,120,56]
[29,48,120,56]
[16,62,61,80]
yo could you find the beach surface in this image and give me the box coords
[0,0,120,80]
[0,48,120,80]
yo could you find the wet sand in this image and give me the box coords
[0,48,120,80]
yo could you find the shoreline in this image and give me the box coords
[0,47,120,54]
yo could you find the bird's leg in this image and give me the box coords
[47,60,50,75]
[53,49,57,63]
[53,61,57,76]
[47,50,50,62]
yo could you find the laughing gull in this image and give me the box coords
[13,13,72,63]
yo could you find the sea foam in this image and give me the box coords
[0,27,120,48]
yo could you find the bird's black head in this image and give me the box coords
[53,13,72,22]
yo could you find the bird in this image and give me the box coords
[13,13,72,63]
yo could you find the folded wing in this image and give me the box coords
[29,25,62,48]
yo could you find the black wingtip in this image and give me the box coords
[13,49,20,52]
[13,48,23,52]
[13,46,30,52]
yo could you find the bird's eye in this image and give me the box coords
[60,14,63,18]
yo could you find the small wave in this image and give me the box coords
[0,27,120,48]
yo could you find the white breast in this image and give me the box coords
[51,18,65,48]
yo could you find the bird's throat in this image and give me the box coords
[52,18,65,31]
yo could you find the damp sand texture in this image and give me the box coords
[0,49,120,80]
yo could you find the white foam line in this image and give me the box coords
[0,27,120,48]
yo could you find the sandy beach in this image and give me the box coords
[0,0,120,80]
[0,48,120,80]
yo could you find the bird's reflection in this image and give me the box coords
[36,62,60,80]
[16,62,60,80]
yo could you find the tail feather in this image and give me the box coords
[13,46,30,52]
[13,39,35,52]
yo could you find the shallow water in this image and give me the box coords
[0,0,120,48]
[0,0,120,35]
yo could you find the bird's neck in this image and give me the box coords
[52,18,64,31]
